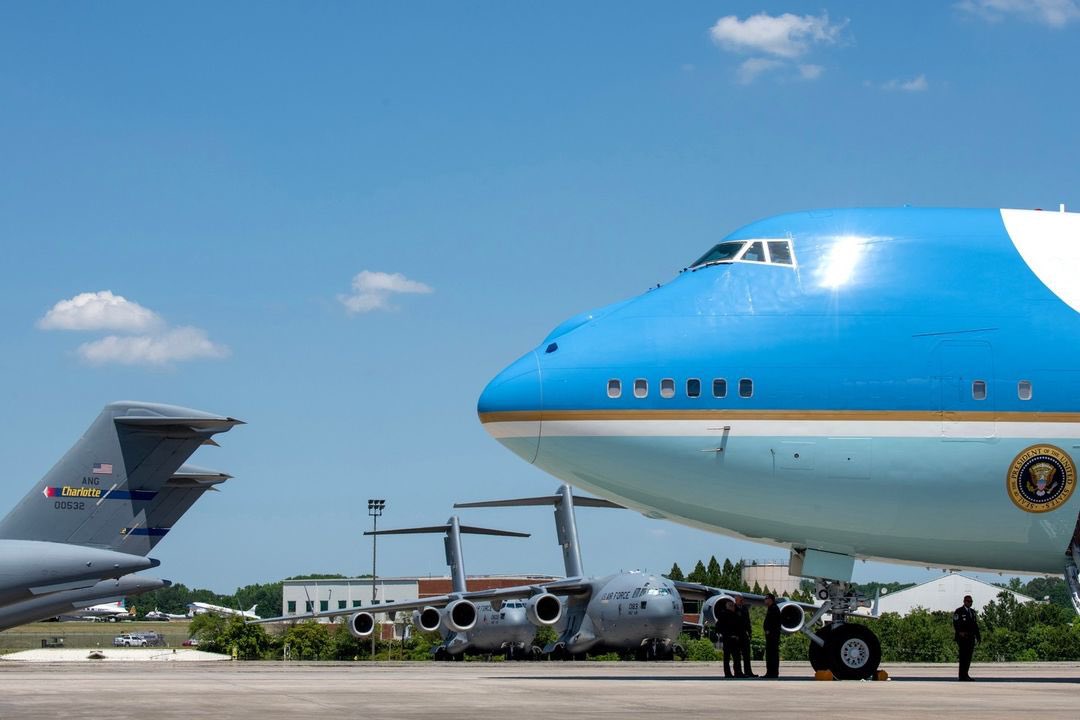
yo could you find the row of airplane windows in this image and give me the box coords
[607,377,752,400]
[608,378,1036,401]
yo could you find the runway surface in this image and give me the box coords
[0,661,1076,719]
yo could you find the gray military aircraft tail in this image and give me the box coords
[0,401,241,624]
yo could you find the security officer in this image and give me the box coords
[763,593,781,678]
[734,595,757,677]
[952,594,981,681]
[717,599,744,678]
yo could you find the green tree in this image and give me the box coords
[665,563,685,581]
[188,612,228,652]
[283,621,332,660]
[706,557,723,587]
[687,560,708,584]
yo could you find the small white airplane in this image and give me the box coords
[71,600,134,622]
[187,602,260,620]
[145,608,187,621]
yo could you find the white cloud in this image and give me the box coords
[798,64,825,80]
[78,327,230,366]
[883,74,930,92]
[39,290,229,367]
[38,291,162,332]
[956,0,1080,27]
[338,270,434,314]
[710,12,845,59]
[736,58,784,84]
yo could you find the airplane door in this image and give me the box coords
[934,341,995,439]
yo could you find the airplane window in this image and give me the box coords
[686,378,701,398]
[767,241,794,265]
[1018,380,1032,400]
[690,241,747,268]
[739,378,753,398]
[634,379,648,398]
[608,379,622,399]
[660,378,675,398]
[972,380,987,400]
[740,241,766,262]
[712,378,727,398]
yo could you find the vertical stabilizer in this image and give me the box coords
[455,484,623,578]
[0,402,241,553]
[366,517,529,594]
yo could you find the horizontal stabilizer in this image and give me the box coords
[455,495,623,509]
[365,524,529,538]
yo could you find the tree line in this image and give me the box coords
[144,558,1080,662]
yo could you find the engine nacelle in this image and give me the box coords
[412,606,442,633]
[348,611,375,639]
[442,599,477,633]
[524,593,562,626]
[700,594,735,626]
[778,602,806,634]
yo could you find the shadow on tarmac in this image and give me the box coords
[494,674,1080,684]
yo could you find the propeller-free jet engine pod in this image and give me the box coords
[525,592,562,626]
[348,611,376,639]
[442,599,477,633]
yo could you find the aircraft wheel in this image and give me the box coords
[530,645,542,661]
[432,646,449,662]
[826,624,880,681]
[808,626,832,671]
[673,643,687,660]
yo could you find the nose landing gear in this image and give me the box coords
[803,580,881,680]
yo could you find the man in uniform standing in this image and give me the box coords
[953,594,981,681]
[763,593,781,678]
[734,595,757,677]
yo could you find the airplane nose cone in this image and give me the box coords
[477,351,542,464]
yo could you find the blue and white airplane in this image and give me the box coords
[478,206,1080,679]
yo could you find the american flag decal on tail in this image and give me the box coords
[92,462,113,475]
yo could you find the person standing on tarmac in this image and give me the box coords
[763,593,781,678]
[717,599,744,678]
[953,594,981,681]
[734,595,757,677]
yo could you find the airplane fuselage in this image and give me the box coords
[442,601,535,656]
[480,208,1080,576]
[556,572,683,655]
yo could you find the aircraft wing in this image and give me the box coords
[672,581,818,611]
[252,578,594,625]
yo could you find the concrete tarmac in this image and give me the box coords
[0,661,1076,720]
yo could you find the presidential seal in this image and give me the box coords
[1006,444,1076,513]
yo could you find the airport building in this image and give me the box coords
[281,575,559,638]
[873,573,1036,615]
[741,560,802,596]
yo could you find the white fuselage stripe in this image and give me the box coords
[486,418,1080,439]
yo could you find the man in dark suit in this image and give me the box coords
[953,594,981,681]
[734,595,757,677]
[717,599,744,678]
[763,593,781,678]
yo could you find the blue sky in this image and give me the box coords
[2,2,1079,592]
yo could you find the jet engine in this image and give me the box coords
[412,606,442,633]
[524,592,562,626]
[778,602,806,633]
[700,594,735,625]
[442,599,477,633]
[347,611,375,639]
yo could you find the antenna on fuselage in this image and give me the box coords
[364,516,529,594]
[455,484,624,578]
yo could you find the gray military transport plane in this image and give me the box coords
[457,484,686,660]
[0,401,241,630]
[256,516,543,660]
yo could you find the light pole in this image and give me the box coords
[368,498,385,660]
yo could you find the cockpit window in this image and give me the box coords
[767,241,793,265]
[690,238,796,270]
[690,241,746,268]
[740,241,766,262]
